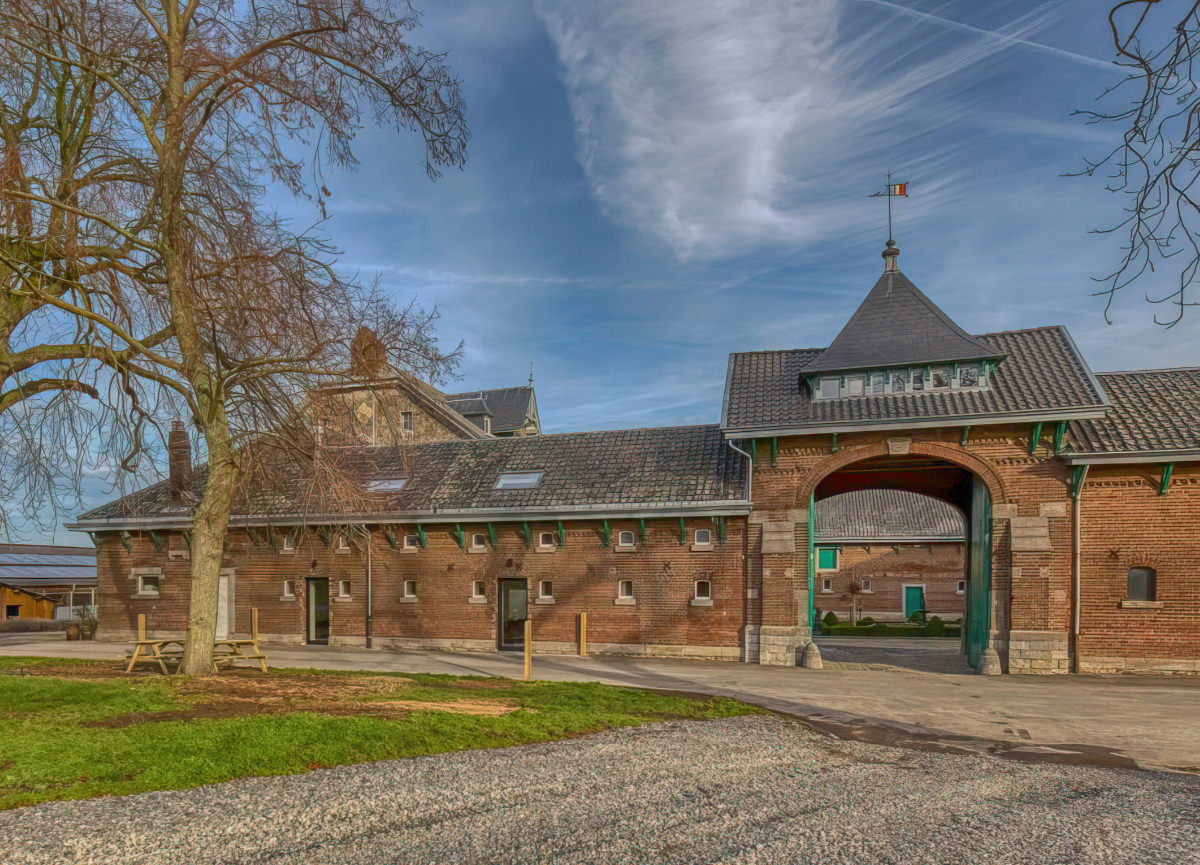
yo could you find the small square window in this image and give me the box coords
[1127,567,1156,602]
[539,580,554,599]
[403,579,417,598]
[819,377,840,399]
[931,367,952,388]
[860,579,873,593]
[137,573,161,596]
[495,471,543,489]
[471,533,487,549]
[816,547,839,571]
[471,580,486,599]
[282,579,295,598]
[338,579,351,598]
[617,530,636,548]
[401,411,414,432]
[694,528,712,546]
[911,369,925,391]
[618,579,634,599]
[821,578,833,593]
[280,534,295,553]
[846,375,864,396]
[960,365,980,387]
[694,580,712,600]
[891,371,907,393]
[403,534,420,550]
[538,531,556,548]
[956,580,966,595]
[336,534,351,552]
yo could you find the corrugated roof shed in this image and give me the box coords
[0,544,96,590]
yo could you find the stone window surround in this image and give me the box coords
[820,578,833,593]
[691,579,713,606]
[333,579,352,602]
[615,579,635,605]
[860,579,873,594]
[400,579,418,602]
[816,547,840,572]
[468,533,488,553]
[535,580,555,604]
[280,579,296,601]
[691,528,713,552]
[535,531,557,553]
[468,580,486,604]
[814,363,988,400]
[131,567,162,599]
[399,534,421,552]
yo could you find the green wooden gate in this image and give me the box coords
[965,476,993,669]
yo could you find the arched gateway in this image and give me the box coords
[723,241,1114,673]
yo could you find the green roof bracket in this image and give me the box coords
[149,531,165,553]
[638,519,647,544]
[384,527,399,550]
[416,524,427,549]
[556,521,566,547]
[960,426,970,447]
[119,531,131,552]
[830,433,839,454]
[317,525,334,549]
[452,523,465,550]
[1029,421,1043,455]
[678,517,687,546]
[1160,463,1175,496]
[1053,421,1068,456]
[600,520,611,548]
[1068,465,1087,499]
[749,439,758,462]
[522,522,532,548]
[486,523,498,548]
[770,437,778,467]
[716,516,726,544]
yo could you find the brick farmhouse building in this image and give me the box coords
[73,244,1200,674]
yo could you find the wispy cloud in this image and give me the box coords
[533,0,1076,260]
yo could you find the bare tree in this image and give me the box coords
[1078,1,1200,325]
[841,580,863,626]
[0,0,468,674]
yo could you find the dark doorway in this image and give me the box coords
[498,579,528,651]
[306,578,330,645]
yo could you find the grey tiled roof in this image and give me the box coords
[801,270,1003,374]
[445,386,535,434]
[815,490,965,541]
[74,425,748,527]
[1067,368,1200,454]
[723,327,1107,433]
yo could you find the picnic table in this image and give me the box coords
[125,610,268,674]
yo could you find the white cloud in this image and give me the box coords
[533,0,1068,260]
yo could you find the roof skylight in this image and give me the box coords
[495,471,543,489]
[366,478,408,492]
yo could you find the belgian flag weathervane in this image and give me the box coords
[869,172,908,243]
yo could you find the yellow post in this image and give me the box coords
[523,618,532,681]
[251,607,259,640]
[578,612,588,657]
[137,613,146,641]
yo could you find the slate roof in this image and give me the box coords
[0,544,97,590]
[723,326,1108,434]
[1067,368,1200,455]
[445,386,536,434]
[72,425,749,528]
[801,270,1004,374]
[814,490,965,541]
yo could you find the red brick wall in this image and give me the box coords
[95,518,748,654]
[1077,463,1200,670]
[813,542,965,622]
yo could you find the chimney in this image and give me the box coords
[168,421,192,502]
[349,326,387,379]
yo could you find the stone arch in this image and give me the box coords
[797,439,1009,506]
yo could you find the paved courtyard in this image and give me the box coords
[2,715,1198,865]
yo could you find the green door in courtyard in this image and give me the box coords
[964,476,993,669]
[903,586,925,620]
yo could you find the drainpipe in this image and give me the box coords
[1071,465,1088,674]
[727,439,754,662]
[365,527,373,649]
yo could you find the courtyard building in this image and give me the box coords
[72,243,1200,674]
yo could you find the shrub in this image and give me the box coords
[821,611,839,628]
[908,609,927,625]
[870,622,888,635]
[858,617,875,626]
[925,616,946,637]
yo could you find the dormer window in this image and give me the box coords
[891,371,907,393]
[960,365,980,387]
[819,378,840,399]
[931,366,952,389]
[911,369,925,391]
[871,373,885,395]
[846,375,865,396]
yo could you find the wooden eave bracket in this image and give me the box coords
[149,531,165,553]
[1159,463,1175,496]
[638,518,648,544]
[1029,421,1043,455]
[600,520,611,548]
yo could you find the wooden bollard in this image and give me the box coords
[523,618,532,681]
[137,612,146,641]
[578,612,588,657]
[251,607,259,640]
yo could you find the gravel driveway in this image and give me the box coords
[4,716,1198,865]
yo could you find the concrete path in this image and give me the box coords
[4,633,1199,773]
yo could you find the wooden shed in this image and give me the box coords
[0,582,55,621]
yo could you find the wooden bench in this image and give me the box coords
[125,610,268,674]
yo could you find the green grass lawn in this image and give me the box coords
[0,656,758,810]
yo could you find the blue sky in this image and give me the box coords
[38,0,1200,542]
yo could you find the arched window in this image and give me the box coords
[1127,567,1156,602]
